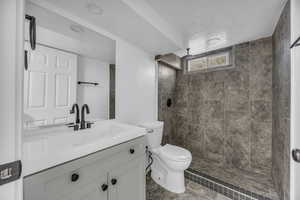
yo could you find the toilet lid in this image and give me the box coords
[159,144,192,162]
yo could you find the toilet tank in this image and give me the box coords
[140,121,164,149]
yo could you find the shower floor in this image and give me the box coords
[190,159,279,200]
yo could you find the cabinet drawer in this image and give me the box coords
[24,136,146,200]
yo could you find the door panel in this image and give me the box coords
[56,55,72,70]
[27,71,47,108]
[109,157,145,200]
[55,74,71,107]
[29,49,49,69]
[24,43,77,128]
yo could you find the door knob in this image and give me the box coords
[292,149,300,163]
[111,178,117,185]
[101,184,108,191]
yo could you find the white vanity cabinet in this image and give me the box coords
[108,157,145,200]
[24,136,146,200]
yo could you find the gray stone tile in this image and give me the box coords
[249,38,273,101]
[146,175,231,200]
[225,112,251,170]
[201,101,224,120]
[250,121,272,174]
[251,100,272,122]
[224,87,249,112]
[201,81,224,101]
[204,120,225,164]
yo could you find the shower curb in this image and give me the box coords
[185,169,274,200]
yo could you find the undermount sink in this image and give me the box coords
[23,120,146,176]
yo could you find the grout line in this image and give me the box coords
[185,169,273,200]
[187,170,254,199]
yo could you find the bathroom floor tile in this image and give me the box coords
[146,175,230,200]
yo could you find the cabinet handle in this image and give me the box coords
[129,148,135,154]
[71,173,79,182]
[111,178,117,185]
[101,184,108,191]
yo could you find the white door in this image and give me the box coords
[291,1,300,200]
[0,0,24,200]
[24,43,77,128]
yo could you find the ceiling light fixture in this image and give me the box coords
[86,3,104,15]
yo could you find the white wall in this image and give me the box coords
[115,39,157,124]
[77,57,110,120]
[290,1,300,200]
[24,2,159,126]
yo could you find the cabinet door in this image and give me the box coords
[108,156,146,200]
[24,167,108,200]
[68,179,108,200]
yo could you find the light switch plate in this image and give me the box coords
[0,160,22,185]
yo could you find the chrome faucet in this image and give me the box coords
[80,104,90,129]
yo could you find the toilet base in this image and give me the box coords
[151,157,186,193]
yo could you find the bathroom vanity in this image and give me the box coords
[23,120,147,200]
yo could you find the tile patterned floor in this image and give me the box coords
[190,159,279,200]
[146,175,231,200]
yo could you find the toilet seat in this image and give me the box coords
[159,144,192,162]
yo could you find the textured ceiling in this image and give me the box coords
[29,0,287,55]
[146,0,287,54]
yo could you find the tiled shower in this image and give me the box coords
[155,1,291,200]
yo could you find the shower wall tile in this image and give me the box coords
[250,101,272,122]
[172,37,273,178]
[157,63,177,145]
[224,87,249,113]
[225,111,251,170]
[201,81,225,101]
[202,101,224,120]
[250,121,272,174]
[204,120,225,164]
[272,1,290,199]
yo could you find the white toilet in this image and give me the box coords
[141,121,192,193]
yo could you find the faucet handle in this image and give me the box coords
[86,122,94,129]
[68,124,79,131]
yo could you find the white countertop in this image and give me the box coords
[22,120,146,176]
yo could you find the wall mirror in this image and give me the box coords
[23,2,116,129]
